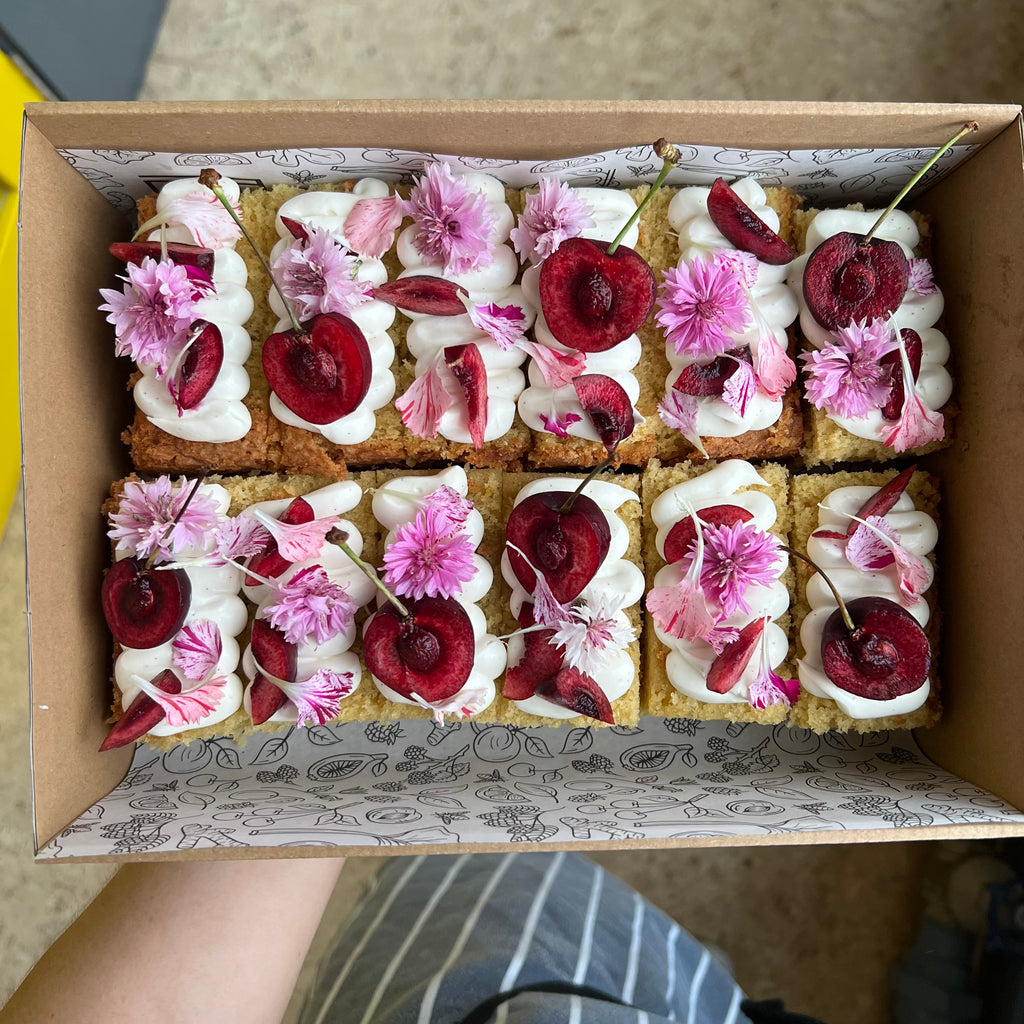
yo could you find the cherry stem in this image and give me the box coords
[557,452,615,514]
[145,473,206,571]
[326,529,410,620]
[607,138,681,256]
[783,544,855,633]
[201,168,306,337]
[862,121,979,246]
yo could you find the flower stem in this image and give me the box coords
[326,529,410,619]
[607,138,681,256]
[145,473,206,571]
[557,454,614,514]
[862,122,978,246]
[200,167,306,336]
[783,545,855,633]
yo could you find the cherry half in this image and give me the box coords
[663,504,753,564]
[706,178,795,265]
[101,557,191,649]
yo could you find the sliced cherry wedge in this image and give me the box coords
[244,497,315,588]
[573,374,635,452]
[263,311,372,424]
[249,619,298,725]
[803,231,909,332]
[535,667,615,724]
[539,236,656,353]
[672,350,748,398]
[102,557,191,650]
[109,240,215,276]
[280,216,310,243]
[503,604,567,702]
[375,276,468,316]
[812,464,919,542]
[506,490,611,605]
[880,328,923,421]
[663,504,754,564]
[170,321,223,411]
[444,343,488,449]
[99,668,181,751]
[821,596,930,700]
[364,595,475,703]
[706,616,766,694]
[706,178,796,265]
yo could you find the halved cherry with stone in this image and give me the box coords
[363,595,476,703]
[170,321,223,412]
[99,668,181,751]
[706,178,796,265]
[101,557,191,649]
[879,328,923,421]
[663,504,754,564]
[244,496,315,588]
[506,491,611,605]
[375,276,468,316]
[263,312,372,424]
[503,604,567,702]
[444,343,488,449]
[821,596,930,700]
[536,667,615,724]
[539,237,656,353]
[109,240,215,277]
[572,374,635,452]
[803,232,909,332]
[707,617,766,694]
[248,618,298,725]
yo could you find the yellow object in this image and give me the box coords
[0,55,44,528]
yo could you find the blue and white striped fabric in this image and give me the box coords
[299,853,754,1024]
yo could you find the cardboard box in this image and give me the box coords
[19,100,1024,862]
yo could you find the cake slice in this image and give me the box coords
[641,459,795,724]
[496,471,645,728]
[789,467,941,733]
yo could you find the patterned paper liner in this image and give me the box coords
[58,141,978,214]
[40,719,1023,858]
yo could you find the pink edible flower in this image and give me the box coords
[722,356,757,417]
[108,476,223,561]
[551,595,634,678]
[396,361,454,440]
[343,193,405,259]
[276,668,356,727]
[713,249,759,289]
[383,506,477,601]
[646,508,717,642]
[468,302,527,351]
[707,625,740,654]
[263,565,357,646]
[539,410,582,438]
[881,332,944,451]
[658,389,707,457]
[684,520,782,618]
[517,339,587,389]
[161,188,242,249]
[510,178,596,264]
[656,257,751,360]
[843,513,930,606]
[407,162,497,276]
[908,258,938,296]
[749,665,799,709]
[754,330,797,399]
[172,620,223,682]
[214,516,271,563]
[506,542,572,626]
[273,225,372,322]
[135,673,226,727]
[99,257,199,372]
[250,508,343,564]
[845,515,900,571]
[801,318,898,420]
[422,485,474,537]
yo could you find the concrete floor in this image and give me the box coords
[5,0,1024,1020]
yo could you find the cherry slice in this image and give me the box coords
[171,321,223,411]
[846,465,918,538]
[671,354,743,398]
[102,557,191,650]
[249,619,298,724]
[244,496,315,588]
[109,240,215,276]
[663,504,754,564]
[539,237,656,353]
[444,343,488,449]
[364,595,476,703]
[375,276,468,316]
[821,596,930,700]
[707,617,766,694]
[879,329,923,421]
[803,231,909,332]
[263,312,372,424]
[503,604,567,702]
[535,667,615,724]
[506,490,611,605]
[706,178,796,265]
[99,668,181,751]
[280,216,310,243]
[573,374,635,452]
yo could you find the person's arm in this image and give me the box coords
[2,857,345,1024]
